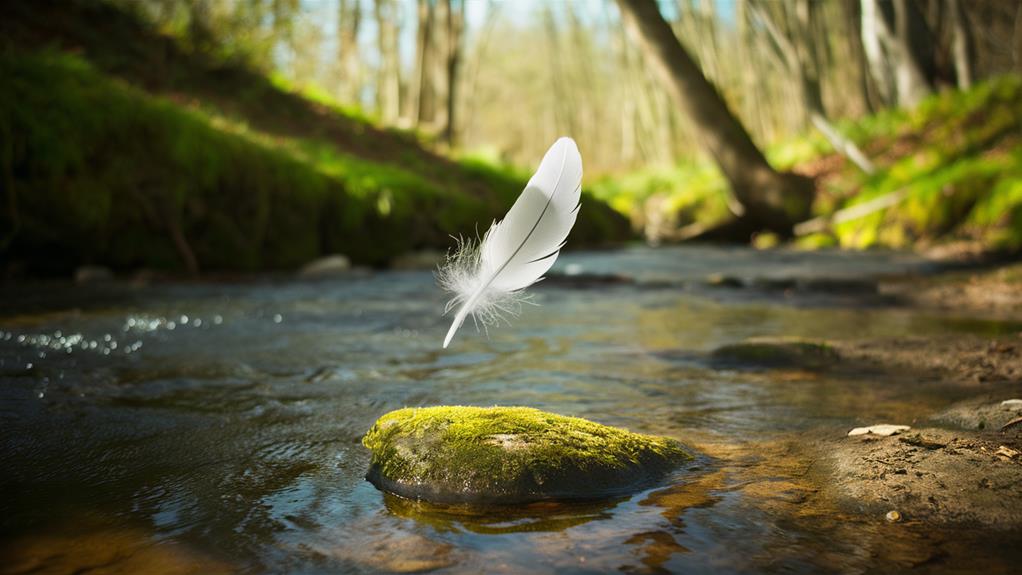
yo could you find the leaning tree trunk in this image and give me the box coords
[615,0,814,235]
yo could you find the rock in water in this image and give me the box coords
[362,406,690,504]
[711,337,838,370]
[298,254,351,278]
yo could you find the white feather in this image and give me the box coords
[438,137,582,348]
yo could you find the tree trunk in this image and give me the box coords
[616,0,814,235]
[861,0,896,105]
[840,0,879,113]
[1016,2,1022,74]
[862,0,934,109]
[750,0,876,174]
[442,0,463,146]
[946,0,972,89]
[374,0,401,123]
[337,0,362,105]
[413,0,436,128]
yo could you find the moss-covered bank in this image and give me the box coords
[592,76,1022,253]
[0,0,630,275]
[362,406,690,504]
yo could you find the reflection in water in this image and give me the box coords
[383,493,625,534]
[0,520,230,575]
[1,247,1020,573]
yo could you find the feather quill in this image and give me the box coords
[438,137,582,348]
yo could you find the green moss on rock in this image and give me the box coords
[711,337,839,369]
[362,406,690,504]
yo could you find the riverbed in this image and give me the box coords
[1,246,1020,574]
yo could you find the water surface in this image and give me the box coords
[2,246,1019,574]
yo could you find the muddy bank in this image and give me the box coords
[820,427,1022,528]
[832,334,1022,385]
[702,330,1022,528]
[807,337,1022,528]
[881,261,1022,319]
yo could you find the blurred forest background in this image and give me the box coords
[1,0,1021,276]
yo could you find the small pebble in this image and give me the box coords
[885,510,902,522]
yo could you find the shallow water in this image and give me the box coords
[1,246,1020,574]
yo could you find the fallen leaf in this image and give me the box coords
[994,445,1020,460]
[848,424,911,437]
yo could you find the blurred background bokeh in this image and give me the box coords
[1,0,1020,277]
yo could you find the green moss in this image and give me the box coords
[0,0,631,274]
[0,47,628,274]
[588,161,732,238]
[711,337,839,369]
[362,406,689,503]
[590,76,1022,253]
[794,233,838,250]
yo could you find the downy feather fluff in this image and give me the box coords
[438,137,582,348]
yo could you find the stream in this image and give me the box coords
[2,246,1020,574]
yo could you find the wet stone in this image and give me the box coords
[361,406,690,504]
[298,254,351,278]
[711,337,839,370]
[73,265,114,284]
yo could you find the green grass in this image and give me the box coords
[588,161,732,237]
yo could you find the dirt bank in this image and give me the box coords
[817,335,1022,528]
[821,426,1022,528]
[833,334,1022,385]
[881,261,1022,319]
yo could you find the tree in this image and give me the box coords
[337,0,362,105]
[1016,2,1022,74]
[946,0,973,89]
[749,0,875,173]
[615,0,814,235]
[374,0,401,124]
[413,0,437,127]
[860,0,935,108]
[442,0,464,146]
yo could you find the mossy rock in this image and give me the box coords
[711,337,839,369]
[362,406,690,504]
